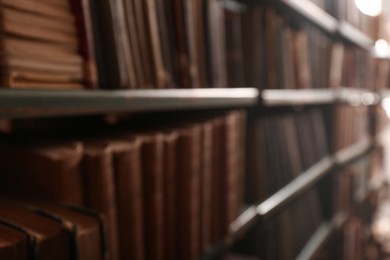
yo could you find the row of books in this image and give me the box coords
[0,110,247,260]
[333,104,369,152]
[246,109,328,202]
[2,0,387,90]
[0,0,96,89]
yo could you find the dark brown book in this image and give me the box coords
[139,133,165,260]
[155,0,176,88]
[0,141,84,204]
[163,132,179,260]
[145,0,169,88]
[200,121,213,251]
[0,222,29,260]
[89,0,130,88]
[241,6,264,89]
[83,142,120,260]
[172,0,191,88]
[133,0,155,88]
[8,197,105,260]
[225,8,245,87]
[177,126,201,260]
[0,199,71,260]
[206,0,227,87]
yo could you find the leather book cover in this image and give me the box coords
[69,0,99,89]
[0,199,71,260]
[241,6,264,89]
[83,142,120,260]
[172,0,192,88]
[293,30,312,88]
[2,37,83,67]
[194,0,209,88]
[9,197,104,260]
[177,126,201,260]
[155,0,176,88]
[89,0,129,88]
[139,133,165,260]
[1,6,76,34]
[206,0,227,87]
[200,121,213,251]
[163,132,179,260]
[0,222,29,260]
[145,0,170,88]
[36,0,70,10]
[1,0,75,23]
[0,141,85,204]
[133,0,155,88]
[211,118,224,241]
[109,137,144,260]
[184,0,201,88]
[264,7,278,89]
[122,0,146,88]
[225,9,245,87]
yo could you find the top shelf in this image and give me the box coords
[278,0,375,50]
[0,88,259,119]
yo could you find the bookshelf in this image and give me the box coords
[0,0,387,259]
[0,88,258,119]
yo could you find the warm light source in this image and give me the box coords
[355,0,382,16]
[374,39,390,57]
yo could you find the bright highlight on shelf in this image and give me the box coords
[374,39,390,57]
[355,0,382,16]
[381,98,390,118]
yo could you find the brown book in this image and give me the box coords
[1,0,75,23]
[2,37,83,66]
[293,30,312,88]
[241,6,264,89]
[0,199,71,260]
[163,132,179,260]
[200,121,213,251]
[206,0,227,87]
[133,0,155,88]
[329,43,344,88]
[0,141,84,204]
[111,137,145,260]
[69,0,99,89]
[225,9,245,87]
[172,0,191,88]
[83,142,120,260]
[8,197,105,260]
[122,0,146,88]
[145,0,169,88]
[2,56,83,76]
[0,222,29,260]
[139,133,165,260]
[1,19,78,46]
[1,6,76,34]
[177,126,201,260]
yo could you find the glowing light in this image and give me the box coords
[381,98,390,118]
[374,39,390,57]
[355,0,382,16]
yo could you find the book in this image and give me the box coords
[0,140,85,204]
[0,222,29,260]
[0,199,71,260]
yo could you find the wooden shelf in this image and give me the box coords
[338,21,374,51]
[296,211,348,260]
[257,156,333,219]
[261,88,379,107]
[0,88,259,119]
[279,0,338,34]
[262,89,335,106]
[333,137,373,166]
[336,88,380,106]
[200,206,258,260]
